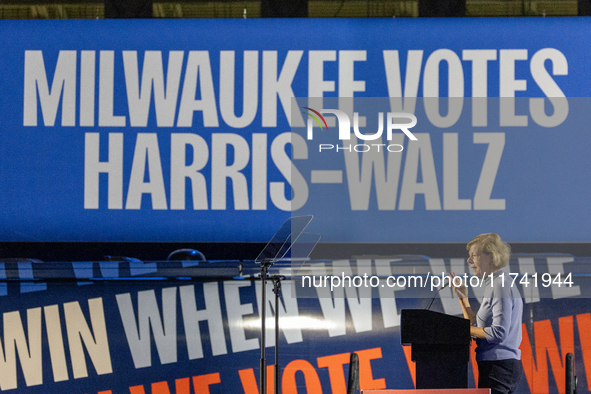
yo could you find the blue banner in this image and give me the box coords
[0,256,589,394]
[0,18,590,242]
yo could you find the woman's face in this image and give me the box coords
[467,243,493,278]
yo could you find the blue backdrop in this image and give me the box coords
[1,18,590,242]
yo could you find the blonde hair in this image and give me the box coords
[467,233,511,269]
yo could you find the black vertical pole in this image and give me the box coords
[347,352,360,394]
[260,266,267,394]
[566,352,576,394]
[274,278,281,394]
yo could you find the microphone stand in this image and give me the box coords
[260,259,285,394]
[272,275,285,394]
[260,260,270,394]
[425,283,449,310]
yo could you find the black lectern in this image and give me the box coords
[400,309,471,389]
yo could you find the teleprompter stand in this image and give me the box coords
[255,216,319,394]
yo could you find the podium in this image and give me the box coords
[400,309,471,389]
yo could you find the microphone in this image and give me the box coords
[425,282,451,310]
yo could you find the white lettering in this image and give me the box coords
[262,50,304,127]
[64,298,112,378]
[473,132,505,210]
[0,309,42,390]
[179,283,227,359]
[219,51,259,128]
[270,132,308,211]
[399,133,441,210]
[530,48,568,127]
[116,288,177,369]
[383,50,423,114]
[99,51,126,127]
[443,133,471,210]
[123,51,183,127]
[126,133,168,210]
[170,133,209,210]
[211,133,250,210]
[177,51,219,127]
[500,49,528,126]
[462,49,497,126]
[84,132,123,209]
[223,282,259,353]
[23,50,76,127]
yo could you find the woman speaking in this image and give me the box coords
[450,233,523,394]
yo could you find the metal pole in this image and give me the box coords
[274,277,281,394]
[260,265,268,394]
